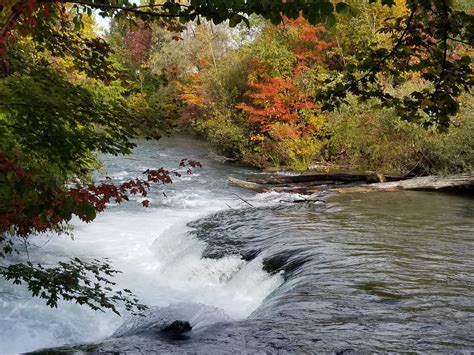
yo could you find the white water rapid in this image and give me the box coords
[0,138,283,354]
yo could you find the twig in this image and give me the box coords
[320,4,418,100]
[21,237,31,263]
[232,193,254,208]
[402,152,432,177]
[280,199,326,204]
[447,37,473,46]
[0,2,23,39]
[30,233,54,249]
[354,5,418,84]
[431,0,449,103]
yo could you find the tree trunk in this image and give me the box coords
[228,174,474,194]
[246,173,407,185]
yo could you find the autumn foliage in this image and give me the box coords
[0,153,201,238]
[237,75,318,136]
[237,18,332,131]
[124,22,153,65]
[177,73,207,122]
[230,18,333,167]
[172,18,334,169]
[288,18,333,64]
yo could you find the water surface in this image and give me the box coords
[0,137,473,353]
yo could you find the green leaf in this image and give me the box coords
[78,201,96,222]
[335,2,351,15]
[320,2,334,17]
[229,14,242,27]
[269,12,282,25]
[240,15,250,28]
[381,0,395,6]
[326,13,337,27]
[306,10,322,25]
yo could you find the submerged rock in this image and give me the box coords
[30,303,231,353]
[161,320,192,334]
[113,302,231,338]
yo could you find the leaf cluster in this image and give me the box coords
[0,8,203,314]
[0,258,147,315]
[317,0,473,128]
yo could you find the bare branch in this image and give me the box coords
[232,193,255,208]
[447,36,473,46]
[431,0,449,102]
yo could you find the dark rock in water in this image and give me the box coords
[29,303,233,352]
[26,343,99,354]
[113,302,231,338]
[159,320,193,341]
[161,320,192,334]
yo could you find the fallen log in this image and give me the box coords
[228,176,352,193]
[246,172,408,185]
[370,174,474,192]
[228,176,270,193]
[228,174,474,194]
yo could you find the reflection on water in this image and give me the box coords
[182,191,474,352]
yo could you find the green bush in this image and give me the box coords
[420,99,474,174]
[202,51,251,111]
[244,27,296,77]
[324,96,474,175]
[194,110,249,159]
[187,51,253,159]
[324,99,426,174]
[282,135,325,171]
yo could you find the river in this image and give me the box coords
[0,137,473,353]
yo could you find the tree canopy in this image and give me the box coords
[1,0,472,124]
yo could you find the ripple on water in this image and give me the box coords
[185,190,474,352]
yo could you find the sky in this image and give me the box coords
[93,0,139,33]
[94,14,110,33]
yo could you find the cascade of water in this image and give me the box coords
[0,138,283,354]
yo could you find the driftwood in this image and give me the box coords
[246,172,407,185]
[370,174,474,191]
[228,177,270,193]
[228,174,474,194]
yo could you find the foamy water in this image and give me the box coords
[0,138,283,354]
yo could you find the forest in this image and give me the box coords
[104,0,471,174]
[0,0,473,353]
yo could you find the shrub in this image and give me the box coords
[420,98,474,174]
[194,110,249,159]
[282,135,326,172]
[324,99,425,174]
[324,95,474,175]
